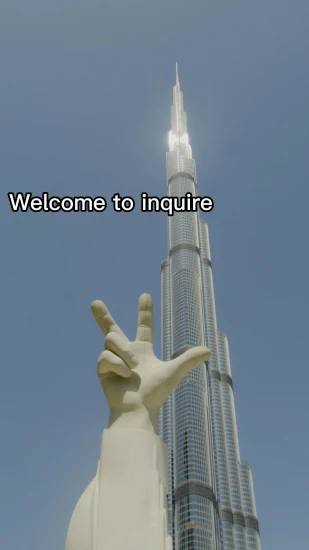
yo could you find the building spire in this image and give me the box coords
[171,63,187,135]
[176,62,179,88]
[169,64,191,156]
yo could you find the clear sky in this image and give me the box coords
[1,1,308,548]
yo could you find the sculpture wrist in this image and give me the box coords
[108,405,159,433]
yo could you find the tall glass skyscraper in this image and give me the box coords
[159,65,261,550]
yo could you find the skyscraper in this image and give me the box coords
[159,65,261,550]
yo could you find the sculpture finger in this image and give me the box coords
[105,332,138,369]
[91,300,129,341]
[97,350,131,379]
[166,346,211,386]
[135,293,154,343]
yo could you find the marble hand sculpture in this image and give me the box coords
[66,293,210,550]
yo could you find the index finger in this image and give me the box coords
[135,293,154,343]
[91,300,129,341]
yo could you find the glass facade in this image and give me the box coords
[159,66,261,550]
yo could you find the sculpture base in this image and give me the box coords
[66,428,172,550]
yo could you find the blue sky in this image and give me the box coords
[1,1,308,548]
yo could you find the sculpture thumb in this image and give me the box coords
[168,345,211,386]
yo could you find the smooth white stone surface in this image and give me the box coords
[66,428,172,550]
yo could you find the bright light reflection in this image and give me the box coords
[168,130,190,150]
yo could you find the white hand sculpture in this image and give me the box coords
[91,293,210,434]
